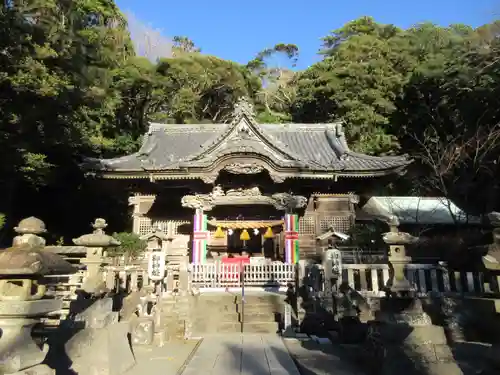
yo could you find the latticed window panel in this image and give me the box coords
[136,217,190,236]
[319,216,353,233]
[299,216,316,235]
[137,217,152,235]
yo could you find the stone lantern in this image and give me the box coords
[382,219,417,294]
[0,217,75,374]
[73,218,120,294]
[12,216,47,247]
[370,218,462,375]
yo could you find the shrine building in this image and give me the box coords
[83,99,411,263]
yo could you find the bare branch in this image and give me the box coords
[125,11,173,62]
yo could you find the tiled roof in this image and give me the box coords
[86,123,408,170]
[83,98,411,179]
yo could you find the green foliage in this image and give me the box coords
[110,232,146,259]
[0,5,499,240]
[0,214,5,230]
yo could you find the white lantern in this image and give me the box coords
[253,228,259,236]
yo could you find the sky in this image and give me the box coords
[115,0,499,70]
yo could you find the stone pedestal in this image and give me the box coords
[0,317,47,374]
[0,299,63,372]
[376,297,463,375]
[441,296,466,343]
[482,212,500,369]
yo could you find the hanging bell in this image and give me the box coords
[264,227,274,239]
[214,226,225,239]
[240,229,250,241]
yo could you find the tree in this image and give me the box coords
[393,28,500,214]
[0,0,134,241]
[292,19,408,154]
[110,232,146,263]
[125,10,172,62]
[247,43,299,123]
[172,36,200,56]
[154,54,260,123]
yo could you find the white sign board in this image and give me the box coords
[148,251,166,281]
[325,249,342,276]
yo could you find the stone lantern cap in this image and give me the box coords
[0,245,75,275]
[73,233,121,248]
[382,231,418,245]
[14,217,47,235]
[72,218,121,247]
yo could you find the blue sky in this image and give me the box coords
[115,0,498,70]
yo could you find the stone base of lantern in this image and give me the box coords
[65,321,135,375]
[0,318,48,374]
[374,296,463,375]
[0,299,62,374]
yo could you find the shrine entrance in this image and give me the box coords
[209,218,284,259]
[227,228,262,255]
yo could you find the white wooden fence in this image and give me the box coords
[103,265,146,292]
[190,262,295,288]
[190,262,485,296]
[339,264,485,297]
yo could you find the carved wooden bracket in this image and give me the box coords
[181,186,307,212]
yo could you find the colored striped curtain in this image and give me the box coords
[284,213,299,264]
[192,209,208,263]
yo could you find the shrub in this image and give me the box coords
[110,232,146,262]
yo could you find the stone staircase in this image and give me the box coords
[190,292,285,335]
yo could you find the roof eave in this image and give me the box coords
[86,164,409,180]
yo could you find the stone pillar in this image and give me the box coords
[371,224,463,375]
[439,261,466,343]
[482,212,500,368]
[73,218,120,294]
[0,217,75,375]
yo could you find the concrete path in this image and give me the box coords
[181,334,301,375]
[284,338,363,375]
[125,339,200,375]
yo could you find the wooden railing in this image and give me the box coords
[190,262,295,288]
[339,264,485,297]
[42,266,146,326]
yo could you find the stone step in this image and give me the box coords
[191,321,279,334]
[234,295,286,304]
[192,311,278,323]
[236,303,283,314]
